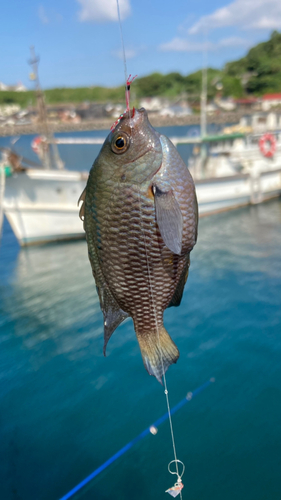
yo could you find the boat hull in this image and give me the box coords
[3,169,87,246]
[196,169,281,215]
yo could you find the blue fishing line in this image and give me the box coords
[59,378,214,500]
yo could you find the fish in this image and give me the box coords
[79,108,198,383]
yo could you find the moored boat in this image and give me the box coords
[188,131,281,215]
[2,128,281,247]
[3,167,87,245]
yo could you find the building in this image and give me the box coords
[0,81,27,92]
[234,98,259,111]
[261,94,281,111]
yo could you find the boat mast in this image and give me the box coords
[200,43,208,178]
[29,47,64,170]
[200,65,207,139]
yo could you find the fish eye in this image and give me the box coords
[116,137,125,148]
[111,132,130,154]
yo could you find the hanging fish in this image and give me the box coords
[79,108,198,383]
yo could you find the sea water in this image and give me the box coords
[0,128,281,500]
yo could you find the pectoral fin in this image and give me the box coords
[153,185,183,255]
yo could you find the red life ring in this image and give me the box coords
[259,133,276,158]
[31,136,43,154]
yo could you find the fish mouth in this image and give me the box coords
[122,107,147,122]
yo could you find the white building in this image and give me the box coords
[0,81,27,92]
[261,94,281,111]
[139,97,169,112]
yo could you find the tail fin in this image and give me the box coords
[136,326,179,383]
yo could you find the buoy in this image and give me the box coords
[259,133,276,158]
[31,136,43,155]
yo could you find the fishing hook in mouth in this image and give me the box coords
[110,106,137,132]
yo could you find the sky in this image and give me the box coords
[1,0,281,89]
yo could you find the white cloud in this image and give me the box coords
[159,36,250,53]
[159,38,215,52]
[38,5,49,24]
[189,0,281,34]
[219,36,251,47]
[77,0,131,23]
[112,48,137,59]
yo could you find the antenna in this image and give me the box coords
[28,46,41,90]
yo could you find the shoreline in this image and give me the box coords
[0,111,244,137]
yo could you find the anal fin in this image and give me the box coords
[98,285,129,356]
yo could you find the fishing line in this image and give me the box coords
[116,0,127,91]
[116,0,130,117]
[58,379,214,500]
[137,188,184,498]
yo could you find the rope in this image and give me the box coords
[137,188,182,497]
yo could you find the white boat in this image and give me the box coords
[187,131,281,215]
[1,128,281,247]
[3,167,88,245]
[0,48,90,246]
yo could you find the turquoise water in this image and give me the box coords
[0,130,281,500]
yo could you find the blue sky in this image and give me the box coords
[1,0,281,89]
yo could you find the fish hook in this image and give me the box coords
[165,460,185,497]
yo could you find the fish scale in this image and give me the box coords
[81,108,198,383]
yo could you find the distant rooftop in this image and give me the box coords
[262,93,281,100]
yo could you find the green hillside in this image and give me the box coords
[132,68,244,100]
[1,30,281,108]
[225,30,281,95]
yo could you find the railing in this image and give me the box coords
[55,137,105,145]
